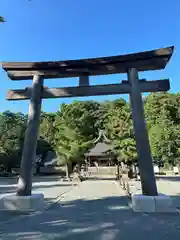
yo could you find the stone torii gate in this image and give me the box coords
[2,46,174,210]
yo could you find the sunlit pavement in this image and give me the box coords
[128,177,180,209]
[0,176,76,224]
[0,180,180,239]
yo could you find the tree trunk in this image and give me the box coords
[6,158,12,173]
[65,164,69,179]
[117,163,120,180]
[77,163,81,174]
[6,164,12,173]
[35,163,41,175]
[71,162,77,173]
[65,163,72,180]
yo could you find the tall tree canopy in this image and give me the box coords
[0,111,26,171]
[144,93,180,166]
[54,101,99,168]
[1,92,180,172]
[39,112,56,151]
[104,98,137,163]
[0,16,5,23]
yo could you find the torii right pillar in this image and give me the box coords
[128,68,158,196]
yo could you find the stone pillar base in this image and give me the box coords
[0,193,44,212]
[131,194,176,213]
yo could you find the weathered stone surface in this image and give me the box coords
[131,194,176,212]
[0,193,44,212]
[131,194,155,212]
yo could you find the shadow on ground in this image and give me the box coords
[0,179,77,225]
[0,195,180,239]
[156,176,180,182]
[87,176,116,181]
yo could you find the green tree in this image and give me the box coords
[93,100,111,130]
[39,112,56,150]
[54,101,98,177]
[144,92,179,129]
[104,99,137,164]
[145,92,180,167]
[149,120,180,167]
[61,101,100,139]
[0,111,26,171]
[0,16,5,23]
[55,123,92,177]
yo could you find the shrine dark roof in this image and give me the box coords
[85,130,114,157]
[85,142,113,157]
[2,46,174,80]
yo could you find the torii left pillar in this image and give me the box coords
[17,75,43,196]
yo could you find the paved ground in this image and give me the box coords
[127,176,180,208]
[0,180,180,239]
[0,176,76,224]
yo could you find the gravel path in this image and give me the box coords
[0,180,180,239]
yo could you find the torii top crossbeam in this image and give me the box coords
[2,46,174,80]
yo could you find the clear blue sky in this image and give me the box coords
[1,0,179,113]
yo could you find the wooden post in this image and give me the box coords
[17,75,43,196]
[128,68,158,196]
[79,75,89,86]
[6,80,170,101]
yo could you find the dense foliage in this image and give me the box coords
[0,16,5,23]
[54,102,98,169]
[0,111,27,171]
[1,92,180,171]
